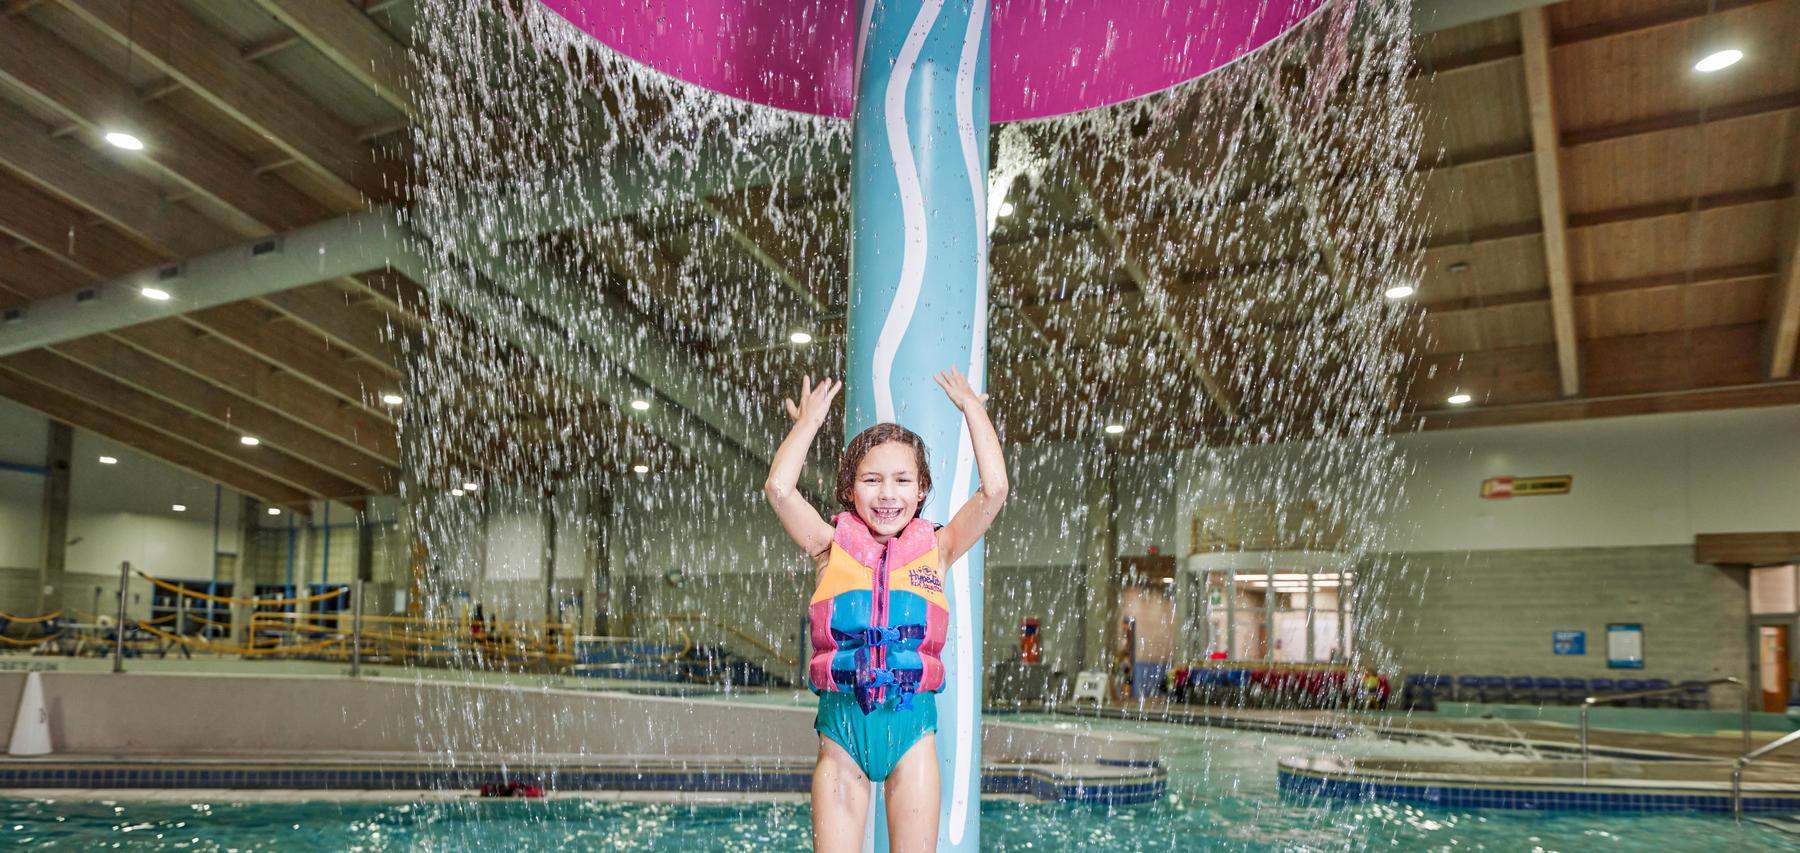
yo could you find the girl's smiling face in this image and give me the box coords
[853,441,924,541]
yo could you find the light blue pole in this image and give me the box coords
[847,1,989,849]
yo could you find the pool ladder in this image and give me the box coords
[1733,725,1800,819]
[1578,677,1750,781]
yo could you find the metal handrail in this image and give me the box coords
[1733,726,1800,818]
[1579,677,1747,781]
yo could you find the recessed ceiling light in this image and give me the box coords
[789,331,813,345]
[104,131,144,150]
[1694,49,1743,73]
[998,201,1016,217]
[380,393,403,406]
[1447,392,1473,405]
[239,435,260,446]
[171,504,186,512]
[632,463,650,474]
[461,482,478,491]
[1104,423,1125,435]
[629,399,650,411]
[97,455,117,465]
[267,507,282,516]
[140,287,171,301]
[1384,285,1416,300]
[449,488,464,496]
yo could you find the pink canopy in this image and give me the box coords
[536,0,1329,122]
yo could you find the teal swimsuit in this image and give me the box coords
[816,690,938,782]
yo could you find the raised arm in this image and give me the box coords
[764,375,841,558]
[934,367,1009,566]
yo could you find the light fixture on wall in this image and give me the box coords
[1694,48,1743,72]
[171,504,186,512]
[97,455,117,465]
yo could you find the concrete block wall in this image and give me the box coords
[1359,545,1748,683]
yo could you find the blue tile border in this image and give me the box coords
[0,759,1166,806]
[1277,763,1800,814]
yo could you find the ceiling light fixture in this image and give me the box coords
[239,435,261,446]
[267,507,282,516]
[632,463,650,474]
[450,488,464,496]
[140,287,171,301]
[1694,49,1743,72]
[998,201,1016,217]
[171,504,186,512]
[380,393,403,406]
[1384,285,1415,300]
[1447,392,1472,405]
[789,331,813,345]
[1447,261,1471,273]
[461,482,478,491]
[97,455,117,465]
[104,131,144,150]
[1104,423,1125,435]
[629,399,650,411]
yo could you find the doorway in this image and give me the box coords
[1760,624,1791,712]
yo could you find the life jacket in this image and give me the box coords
[807,512,949,713]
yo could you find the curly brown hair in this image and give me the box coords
[835,423,932,516]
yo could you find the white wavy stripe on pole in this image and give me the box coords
[947,0,987,841]
[869,0,943,422]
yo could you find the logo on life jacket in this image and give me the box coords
[908,565,943,594]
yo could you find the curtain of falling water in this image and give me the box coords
[397,0,1427,845]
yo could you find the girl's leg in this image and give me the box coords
[882,733,941,853]
[812,736,871,852]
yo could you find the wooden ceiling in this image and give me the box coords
[0,0,1795,510]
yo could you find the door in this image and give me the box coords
[1759,624,1790,712]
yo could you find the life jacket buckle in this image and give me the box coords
[861,667,898,689]
[863,626,901,647]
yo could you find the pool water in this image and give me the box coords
[6,718,1799,851]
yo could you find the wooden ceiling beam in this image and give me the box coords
[0,241,90,299]
[1,348,371,500]
[50,334,397,493]
[54,0,386,209]
[244,0,416,119]
[1520,8,1580,397]
[259,284,407,374]
[1065,160,1239,420]
[697,197,827,314]
[0,177,162,282]
[182,301,394,415]
[1422,262,1781,316]
[0,365,312,506]
[0,14,329,234]
[1414,379,1800,432]
[1564,92,1800,149]
[1552,0,1779,48]
[0,99,221,258]
[110,319,399,465]
[1769,122,1800,378]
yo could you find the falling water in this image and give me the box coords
[393,0,1437,847]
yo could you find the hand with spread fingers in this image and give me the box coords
[933,366,988,413]
[784,375,842,427]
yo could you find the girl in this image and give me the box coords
[764,368,1009,852]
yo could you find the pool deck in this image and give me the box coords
[1049,700,1800,765]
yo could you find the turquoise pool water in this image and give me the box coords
[5,717,1799,850]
